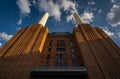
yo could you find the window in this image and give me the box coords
[57,40,65,47]
[71,49,74,52]
[63,54,66,59]
[70,43,73,47]
[56,48,65,52]
[63,62,67,67]
[46,54,50,59]
[73,63,77,67]
[56,62,62,67]
[56,54,59,60]
[49,43,52,46]
[48,48,51,52]
[57,43,59,46]
[57,40,59,42]
[50,40,52,42]
[49,40,52,46]
[56,62,67,67]
[72,54,75,59]
[56,54,66,60]
[60,40,62,42]
[60,43,62,46]
[63,42,65,46]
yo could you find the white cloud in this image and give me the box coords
[31,0,36,5]
[16,0,78,23]
[0,32,13,41]
[37,0,61,21]
[17,18,22,25]
[101,27,114,36]
[16,0,31,15]
[37,0,77,22]
[81,11,94,23]
[111,0,116,3]
[66,14,73,22]
[98,9,103,14]
[88,1,95,5]
[107,5,120,27]
[16,0,31,25]
[0,42,2,48]
[117,32,120,37]
[61,0,77,23]
[60,0,76,11]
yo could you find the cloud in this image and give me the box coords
[37,0,61,21]
[101,27,114,36]
[31,0,36,5]
[0,32,13,41]
[16,0,31,25]
[37,0,77,22]
[16,0,31,15]
[81,11,94,23]
[17,18,22,25]
[98,9,103,14]
[16,0,77,23]
[61,0,77,23]
[60,0,76,11]
[111,0,116,3]
[66,15,73,22]
[88,1,95,5]
[107,5,120,27]
[117,32,120,37]
[0,42,2,48]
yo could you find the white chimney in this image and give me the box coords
[38,12,49,26]
[73,12,84,25]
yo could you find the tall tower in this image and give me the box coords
[73,12,120,79]
[38,12,49,26]
[73,12,84,25]
[0,12,49,79]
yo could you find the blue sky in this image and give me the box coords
[0,0,120,48]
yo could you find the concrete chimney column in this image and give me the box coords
[73,12,84,25]
[38,12,49,26]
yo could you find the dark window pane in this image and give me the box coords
[72,54,75,59]
[56,62,67,67]
[56,48,65,52]
[46,54,50,59]
[60,43,62,46]
[60,40,62,42]
[50,40,52,42]
[48,48,51,52]
[73,63,77,67]
[57,43,59,46]
[56,54,59,60]
[63,62,67,67]
[49,43,52,46]
[56,62,62,67]
[56,54,66,60]
[63,54,66,59]
[70,43,73,47]
[63,43,65,47]
[71,49,74,52]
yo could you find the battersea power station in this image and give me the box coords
[0,12,120,79]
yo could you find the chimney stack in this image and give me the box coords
[38,12,49,26]
[73,12,84,25]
